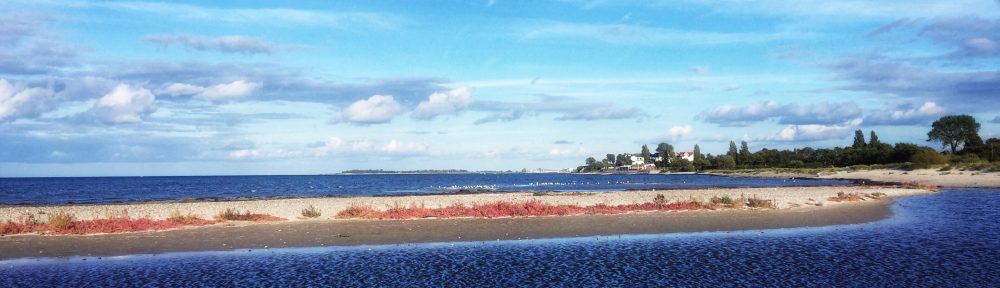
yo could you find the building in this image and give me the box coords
[675,151,695,162]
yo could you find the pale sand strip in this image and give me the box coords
[0,186,930,222]
[816,169,1000,188]
[0,200,893,260]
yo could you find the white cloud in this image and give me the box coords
[666,125,694,140]
[228,149,259,160]
[144,34,278,54]
[88,84,156,124]
[160,80,261,102]
[865,101,945,125]
[380,139,428,155]
[699,101,862,126]
[338,95,402,125]
[521,22,810,45]
[312,136,345,157]
[411,87,473,120]
[0,78,58,122]
[351,139,375,151]
[768,119,861,142]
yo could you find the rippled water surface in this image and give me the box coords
[0,174,848,205]
[2,188,999,286]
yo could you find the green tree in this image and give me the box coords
[693,144,703,162]
[853,129,866,148]
[928,115,981,154]
[640,145,651,163]
[727,141,739,165]
[985,138,1000,162]
[655,143,674,168]
[717,155,737,169]
[605,154,615,164]
[869,131,880,147]
[739,141,751,168]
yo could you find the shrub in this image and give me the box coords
[47,211,76,232]
[336,204,383,219]
[911,149,949,169]
[710,195,734,206]
[167,210,209,225]
[216,208,285,222]
[829,192,864,202]
[653,194,667,206]
[301,205,322,218]
[746,195,775,209]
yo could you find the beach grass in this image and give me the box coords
[301,205,322,218]
[216,208,286,222]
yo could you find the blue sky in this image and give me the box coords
[2,0,999,176]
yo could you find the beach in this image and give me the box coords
[0,185,933,259]
[710,169,1000,188]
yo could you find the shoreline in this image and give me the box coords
[0,200,894,260]
[707,168,1000,188]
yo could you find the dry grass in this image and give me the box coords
[301,205,322,218]
[216,208,286,222]
[336,196,710,220]
[900,181,940,192]
[828,192,865,202]
[47,211,76,232]
[746,195,776,209]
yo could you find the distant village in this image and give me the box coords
[577,143,706,173]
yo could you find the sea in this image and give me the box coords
[1,175,998,286]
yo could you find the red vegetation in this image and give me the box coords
[0,214,215,236]
[336,199,709,220]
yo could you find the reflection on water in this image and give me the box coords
[2,189,999,286]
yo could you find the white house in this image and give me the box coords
[675,151,695,162]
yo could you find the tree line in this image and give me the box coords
[578,114,1000,172]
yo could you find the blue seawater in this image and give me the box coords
[0,174,849,205]
[1,188,998,286]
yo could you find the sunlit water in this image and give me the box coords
[2,188,999,286]
[0,174,848,205]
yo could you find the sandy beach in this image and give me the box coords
[711,169,1000,188]
[0,200,893,260]
[0,186,928,222]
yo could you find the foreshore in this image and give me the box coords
[708,168,1000,188]
[0,186,933,260]
[0,201,892,260]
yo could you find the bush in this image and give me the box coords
[710,195,734,206]
[216,208,285,222]
[47,211,76,232]
[301,205,322,218]
[910,149,949,169]
[746,195,775,209]
[653,194,667,206]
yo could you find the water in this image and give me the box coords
[2,188,998,286]
[0,174,849,205]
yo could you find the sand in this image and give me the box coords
[0,186,929,222]
[0,200,893,260]
[816,169,1000,188]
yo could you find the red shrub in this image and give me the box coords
[0,220,41,236]
[334,199,709,220]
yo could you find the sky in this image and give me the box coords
[2,0,1000,177]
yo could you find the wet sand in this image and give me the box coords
[0,200,891,260]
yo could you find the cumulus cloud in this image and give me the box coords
[380,140,428,155]
[472,95,647,124]
[336,95,402,125]
[88,84,156,124]
[865,101,945,125]
[311,136,345,157]
[411,87,473,120]
[160,80,261,102]
[0,78,58,122]
[666,125,694,140]
[828,56,999,109]
[144,34,279,55]
[699,101,863,126]
[0,14,78,75]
